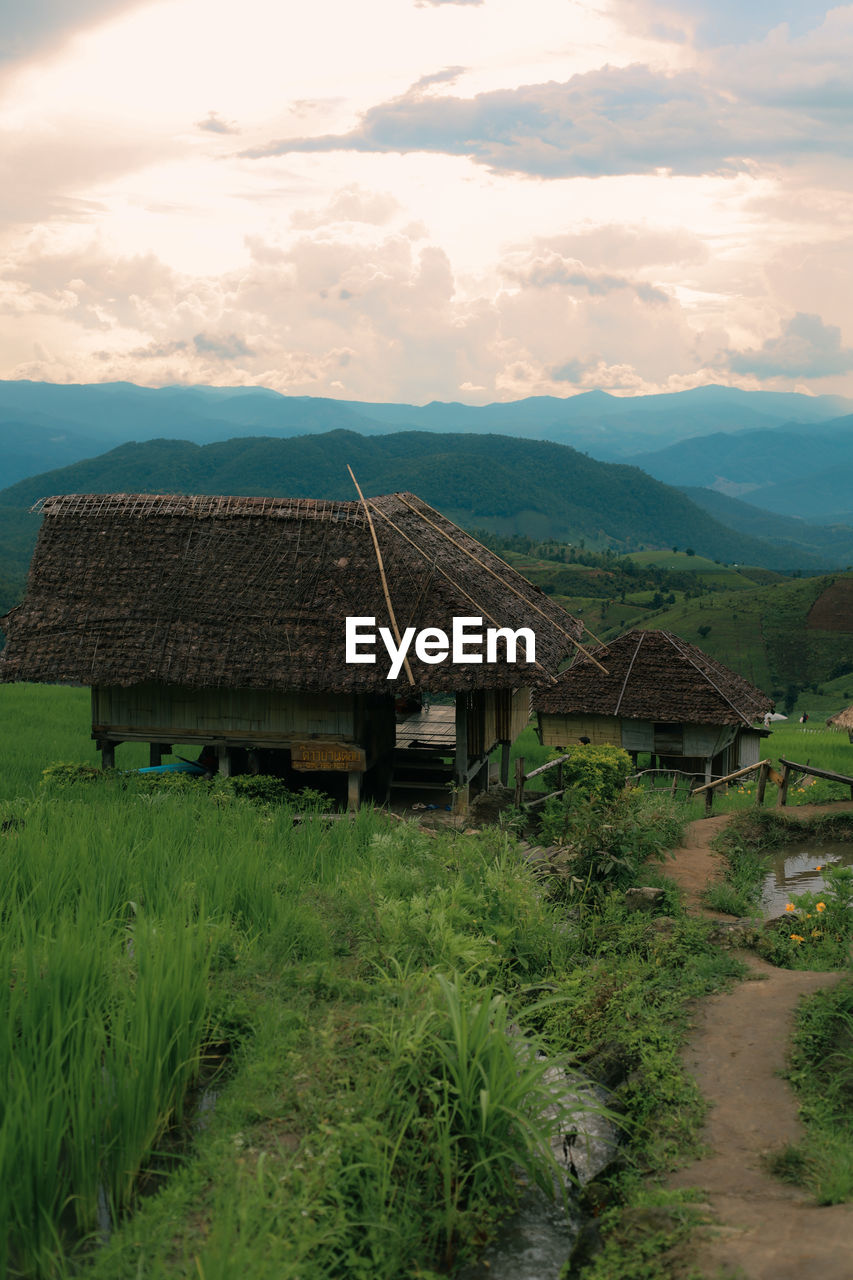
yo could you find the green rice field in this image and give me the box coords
[2,683,851,1278]
[0,683,584,1278]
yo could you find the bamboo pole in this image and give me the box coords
[394,494,609,673]
[347,465,414,687]
[690,759,773,795]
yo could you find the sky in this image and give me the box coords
[1,0,852,404]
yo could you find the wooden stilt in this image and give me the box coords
[500,741,510,788]
[514,756,525,807]
[347,770,362,812]
[149,743,163,767]
[217,746,232,778]
[101,740,115,770]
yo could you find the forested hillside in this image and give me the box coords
[0,431,833,581]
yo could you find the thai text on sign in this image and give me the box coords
[291,742,366,772]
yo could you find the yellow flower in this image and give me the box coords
[811,930,821,938]
[790,934,804,943]
[816,902,826,912]
[785,903,796,912]
[816,865,822,871]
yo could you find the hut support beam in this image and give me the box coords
[149,742,171,767]
[100,740,115,770]
[454,695,469,814]
[216,746,232,778]
[500,741,510,788]
[347,770,362,812]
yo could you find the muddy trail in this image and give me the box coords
[661,803,853,1280]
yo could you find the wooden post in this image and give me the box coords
[149,743,163,767]
[514,756,525,807]
[756,761,769,807]
[217,746,232,778]
[453,694,470,815]
[100,740,115,771]
[777,763,791,807]
[704,786,713,818]
[347,770,362,812]
[477,754,490,795]
[500,741,510,788]
[556,761,564,791]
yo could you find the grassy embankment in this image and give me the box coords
[1,683,752,1280]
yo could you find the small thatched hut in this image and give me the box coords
[828,705,853,742]
[1,491,583,808]
[535,628,772,783]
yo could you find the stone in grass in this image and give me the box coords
[707,918,762,947]
[624,886,667,912]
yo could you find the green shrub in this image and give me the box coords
[544,744,632,804]
[536,789,683,896]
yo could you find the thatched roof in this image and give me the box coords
[829,705,853,731]
[535,629,772,726]
[0,492,582,694]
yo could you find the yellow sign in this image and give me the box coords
[291,742,366,772]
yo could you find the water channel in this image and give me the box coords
[457,1072,619,1280]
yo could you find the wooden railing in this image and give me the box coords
[777,757,853,806]
[512,753,853,817]
[690,759,774,816]
[513,752,574,808]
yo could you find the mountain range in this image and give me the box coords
[2,381,852,511]
[2,429,849,572]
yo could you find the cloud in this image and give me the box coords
[240,13,853,179]
[724,312,853,378]
[196,111,239,135]
[0,127,184,227]
[290,184,402,230]
[0,0,149,69]
[410,65,468,92]
[192,331,254,358]
[505,250,670,304]
[614,0,836,48]
[3,223,707,401]
[534,225,708,270]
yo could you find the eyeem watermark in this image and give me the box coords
[346,616,536,680]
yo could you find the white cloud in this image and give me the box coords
[723,312,853,378]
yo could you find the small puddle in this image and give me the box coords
[761,840,853,916]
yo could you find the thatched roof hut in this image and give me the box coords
[535,629,772,782]
[1,492,583,805]
[0,491,580,692]
[828,704,853,738]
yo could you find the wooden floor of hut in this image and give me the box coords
[395,704,456,750]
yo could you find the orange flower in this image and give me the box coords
[816,902,826,912]
[816,865,822,871]
[790,934,804,943]
[785,903,796,912]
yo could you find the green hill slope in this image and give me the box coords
[608,573,853,706]
[0,430,833,573]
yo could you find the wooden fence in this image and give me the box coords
[512,753,853,817]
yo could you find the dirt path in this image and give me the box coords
[661,804,853,1280]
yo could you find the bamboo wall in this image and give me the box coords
[92,684,395,763]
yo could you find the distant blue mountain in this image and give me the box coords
[1,379,851,490]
